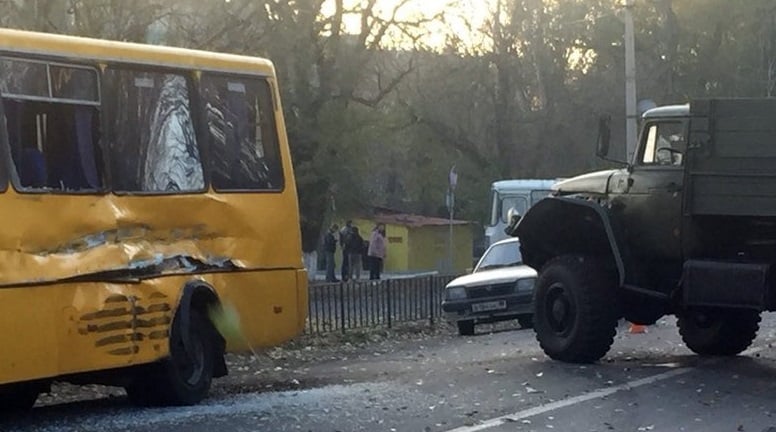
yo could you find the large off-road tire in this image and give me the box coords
[457,320,475,336]
[678,309,761,356]
[534,255,619,363]
[126,309,217,406]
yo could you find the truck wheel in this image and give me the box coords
[457,320,475,336]
[678,309,760,356]
[534,255,619,363]
[517,314,534,329]
[126,309,216,406]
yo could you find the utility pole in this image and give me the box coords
[623,0,638,162]
[447,165,458,274]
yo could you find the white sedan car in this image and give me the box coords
[442,237,537,335]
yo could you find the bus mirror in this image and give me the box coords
[596,115,611,158]
[504,207,522,236]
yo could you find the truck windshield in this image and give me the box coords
[500,195,528,223]
[530,189,553,205]
[641,121,686,166]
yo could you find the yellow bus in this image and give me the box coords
[0,28,307,408]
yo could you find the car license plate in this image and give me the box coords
[471,300,507,313]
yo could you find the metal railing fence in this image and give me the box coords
[306,275,457,334]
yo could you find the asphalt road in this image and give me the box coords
[3,316,776,432]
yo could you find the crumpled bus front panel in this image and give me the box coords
[0,189,302,286]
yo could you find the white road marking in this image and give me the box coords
[444,345,768,432]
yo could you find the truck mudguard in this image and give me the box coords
[514,197,628,286]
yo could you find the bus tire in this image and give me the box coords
[0,382,41,412]
[126,309,216,406]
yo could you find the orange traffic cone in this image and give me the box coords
[628,322,647,334]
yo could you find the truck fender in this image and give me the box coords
[514,196,627,286]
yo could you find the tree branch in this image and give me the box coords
[396,97,492,170]
[351,58,415,107]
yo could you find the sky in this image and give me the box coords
[320,0,498,51]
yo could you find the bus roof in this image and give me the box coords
[0,28,275,75]
[492,179,557,192]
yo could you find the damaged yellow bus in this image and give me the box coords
[0,29,307,408]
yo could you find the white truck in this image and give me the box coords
[484,179,557,247]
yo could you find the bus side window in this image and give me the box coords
[104,69,204,193]
[201,74,283,191]
[0,58,102,192]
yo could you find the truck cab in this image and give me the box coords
[485,179,556,247]
[553,105,689,297]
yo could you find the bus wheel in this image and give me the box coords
[0,383,40,412]
[127,309,216,406]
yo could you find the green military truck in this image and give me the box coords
[507,98,776,363]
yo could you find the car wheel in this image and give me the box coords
[126,309,216,406]
[517,314,534,329]
[457,320,475,336]
[534,255,619,363]
[678,309,760,356]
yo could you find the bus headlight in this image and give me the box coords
[516,278,535,293]
[446,286,467,300]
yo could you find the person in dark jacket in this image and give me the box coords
[346,226,364,280]
[339,220,353,281]
[324,223,339,282]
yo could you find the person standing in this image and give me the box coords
[347,226,364,280]
[367,223,386,280]
[324,223,339,282]
[339,220,353,281]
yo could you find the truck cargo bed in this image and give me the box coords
[686,99,776,216]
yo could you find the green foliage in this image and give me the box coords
[3,0,774,248]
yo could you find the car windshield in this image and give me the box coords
[475,242,522,271]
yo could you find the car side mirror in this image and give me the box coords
[596,115,611,158]
[503,207,522,237]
